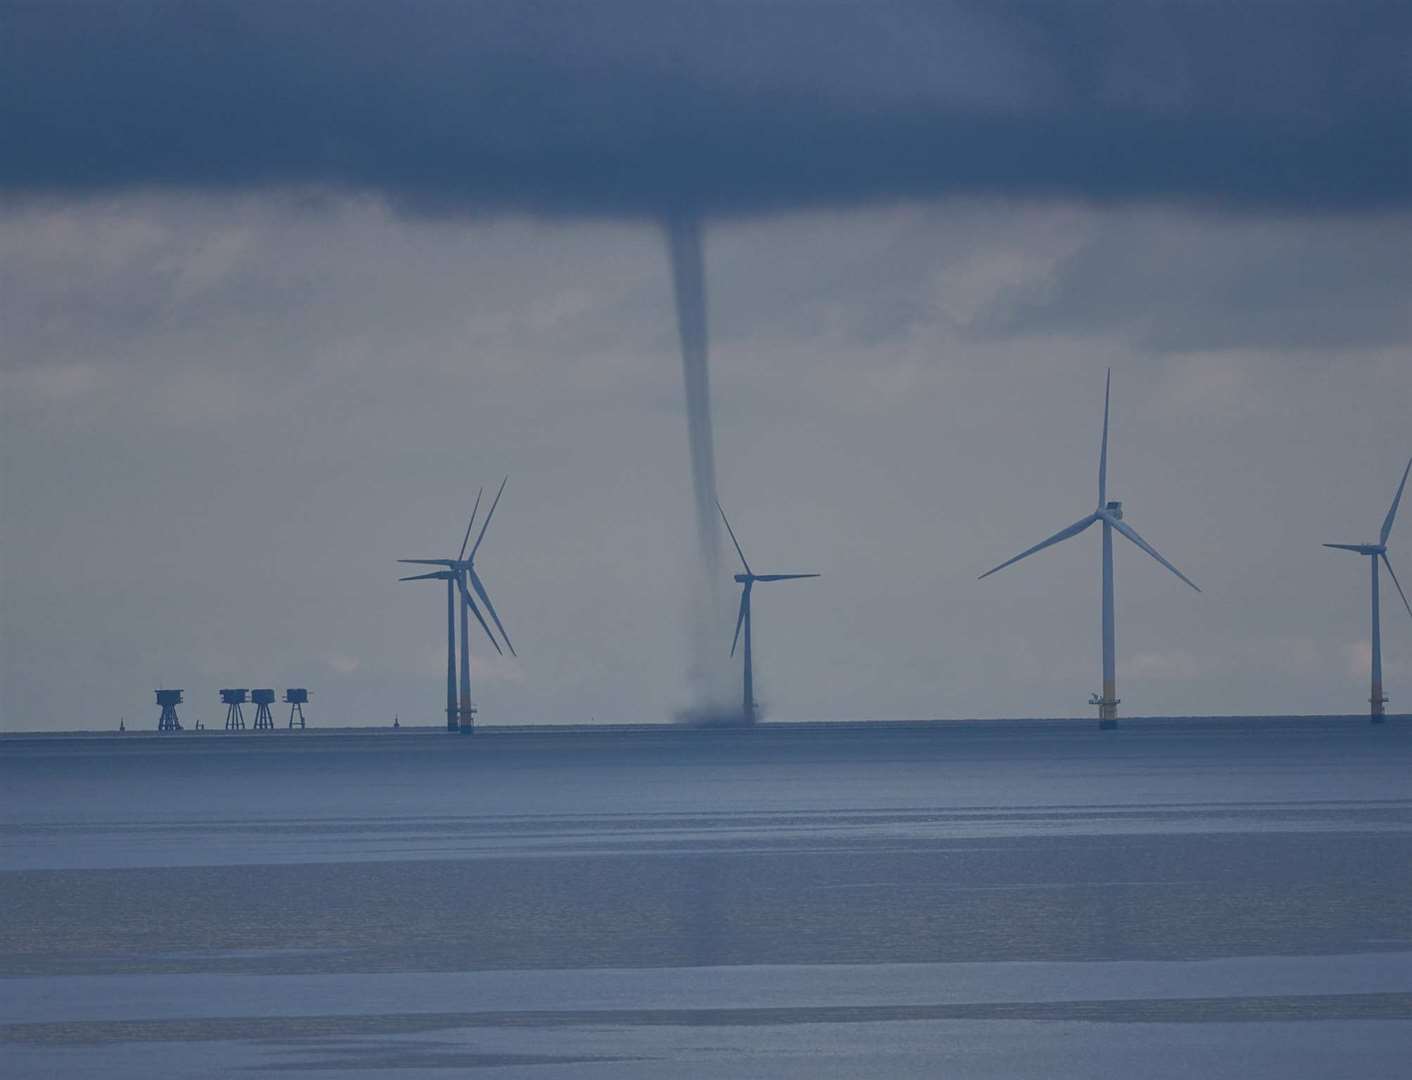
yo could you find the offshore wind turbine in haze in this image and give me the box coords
[397,567,468,731]
[718,501,818,724]
[1324,458,1412,722]
[980,371,1201,729]
[399,479,515,730]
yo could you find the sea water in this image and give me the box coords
[2,718,1409,1077]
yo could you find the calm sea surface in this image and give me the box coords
[2,718,1410,1077]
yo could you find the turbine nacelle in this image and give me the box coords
[1103,500,1123,520]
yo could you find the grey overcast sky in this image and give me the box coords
[2,2,1410,729]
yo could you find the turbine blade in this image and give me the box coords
[1098,368,1111,506]
[730,589,748,657]
[716,500,752,575]
[1108,516,1201,592]
[1380,457,1412,546]
[399,559,456,566]
[1323,543,1367,553]
[978,513,1099,580]
[1383,554,1412,620]
[399,571,448,582]
[756,573,821,581]
[457,573,503,655]
[469,568,516,657]
[458,486,485,561]
[470,476,509,560]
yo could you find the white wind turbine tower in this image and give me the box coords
[400,478,516,732]
[979,370,1200,729]
[716,501,819,724]
[1324,457,1412,723]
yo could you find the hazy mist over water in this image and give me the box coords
[3,719,1409,1077]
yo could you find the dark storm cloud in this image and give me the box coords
[2,1,1408,215]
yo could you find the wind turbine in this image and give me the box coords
[1324,457,1412,723]
[400,477,516,731]
[979,370,1200,729]
[396,568,459,730]
[717,501,818,723]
